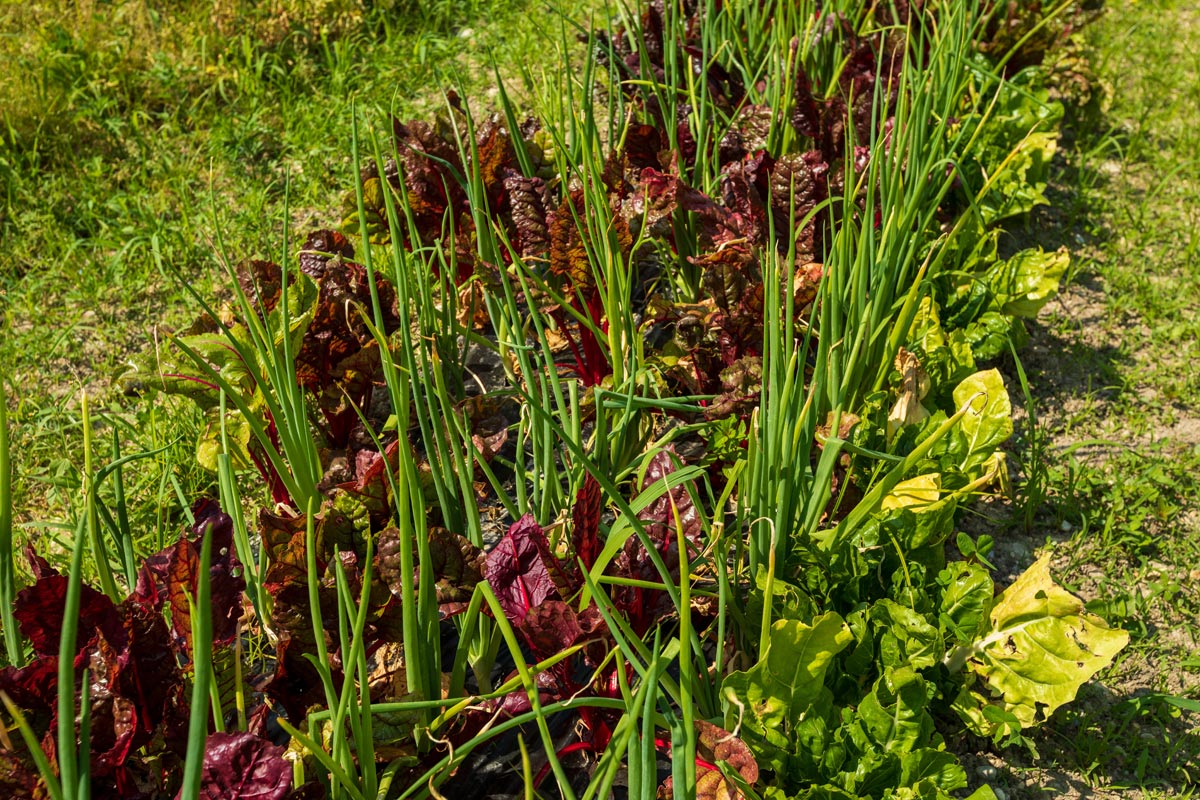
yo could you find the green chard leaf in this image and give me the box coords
[848,666,935,757]
[986,247,1070,318]
[870,600,943,671]
[952,369,1013,464]
[722,613,853,772]
[938,562,994,644]
[898,749,968,792]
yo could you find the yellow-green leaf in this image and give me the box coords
[949,554,1129,728]
[721,612,852,754]
[952,369,1012,459]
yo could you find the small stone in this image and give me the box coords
[994,789,1008,800]
[977,765,997,779]
[1060,520,1073,532]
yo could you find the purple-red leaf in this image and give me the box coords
[518,599,585,659]
[572,474,602,572]
[502,169,551,258]
[484,515,560,624]
[182,732,291,800]
[13,575,122,658]
[639,450,701,554]
[0,657,59,713]
[83,631,139,776]
[138,502,245,654]
[610,449,702,631]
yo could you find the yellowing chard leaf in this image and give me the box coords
[980,128,1058,223]
[952,369,1012,460]
[881,475,941,510]
[196,407,255,473]
[947,554,1129,729]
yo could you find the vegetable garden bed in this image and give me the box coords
[0,0,1132,798]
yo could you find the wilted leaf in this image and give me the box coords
[427,527,487,610]
[888,348,931,439]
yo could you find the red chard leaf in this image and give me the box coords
[502,169,551,259]
[0,749,40,798]
[183,732,291,800]
[0,657,59,713]
[572,473,602,572]
[83,631,139,777]
[639,450,701,553]
[518,599,585,659]
[298,229,355,279]
[484,515,560,624]
[22,544,55,580]
[13,575,123,658]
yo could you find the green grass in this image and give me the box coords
[969,0,1200,795]
[0,0,595,553]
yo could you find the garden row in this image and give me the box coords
[0,1,1126,798]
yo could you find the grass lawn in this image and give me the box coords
[1,0,596,543]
